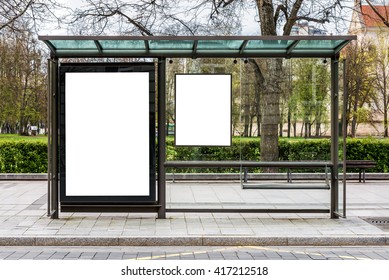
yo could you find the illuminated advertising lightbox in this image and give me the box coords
[60,64,155,203]
[175,74,232,146]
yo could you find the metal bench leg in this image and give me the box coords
[287,168,292,183]
[325,167,329,187]
[244,168,248,183]
[363,169,366,183]
[359,171,362,183]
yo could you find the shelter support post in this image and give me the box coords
[48,56,59,219]
[158,58,167,219]
[330,55,340,219]
[342,59,347,218]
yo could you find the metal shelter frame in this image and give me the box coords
[39,35,356,219]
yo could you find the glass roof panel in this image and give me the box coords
[295,40,346,50]
[40,36,356,58]
[99,40,145,50]
[149,40,194,50]
[245,40,292,49]
[197,40,244,50]
[50,40,97,50]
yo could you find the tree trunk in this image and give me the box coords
[287,109,291,138]
[293,122,297,137]
[384,107,388,137]
[351,117,357,138]
[260,58,282,163]
[249,116,253,136]
[351,101,358,137]
[256,0,280,168]
[279,122,283,137]
[300,122,304,137]
[315,122,321,137]
[255,75,261,137]
[243,70,250,137]
[279,110,283,137]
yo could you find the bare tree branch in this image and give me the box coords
[294,16,330,24]
[365,0,389,28]
[1,0,67,33]
[274,4,288,24]
[0,0,34,31]
[283,0,304,35]
[116,10,154,35]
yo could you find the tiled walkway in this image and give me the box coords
[0,180,389,245]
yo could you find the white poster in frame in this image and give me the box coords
[65,72,150,197]
[175,74,232,146]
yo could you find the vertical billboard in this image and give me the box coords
[175,74,232,146]
[59,63,156,203]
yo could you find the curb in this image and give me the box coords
[0,174,47,180]
[0,236,388,246]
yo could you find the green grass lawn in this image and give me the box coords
[0,134,47,143]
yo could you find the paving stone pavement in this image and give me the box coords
[1,246,389,260]
[1,181,389,246]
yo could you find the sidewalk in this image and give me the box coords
[1,180,389,246]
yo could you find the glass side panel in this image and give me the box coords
[164,58,332,211]
[99,40,145,50]
[295,40,345,50]
[197,40,244,50]
[50,40,97,50]
[149,40,194,50]
[245,40,292,49]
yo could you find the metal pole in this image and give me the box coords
[51,56,59,219]
[330,55,339,218]
[47,59,52,217]
[157,58,166,219]
[343,59,347,218]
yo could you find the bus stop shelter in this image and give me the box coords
[39,35,356,219]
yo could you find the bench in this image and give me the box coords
[242,160,376,184]
[165,160,332,190]
[345,160,376,183]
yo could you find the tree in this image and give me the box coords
[343,40,376,137]
[293,58,330,138]
[0,28,47,134]
[0,0,62,32]
[249,0,342,163]
[372,36,389,136]
[72,0,347,163]
[70,0,244,36]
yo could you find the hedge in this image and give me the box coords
[0,141,47,173]
[0,138,388,173]
[167,138,389,173]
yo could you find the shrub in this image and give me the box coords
[0,137,388,173]
[0,141,47,173]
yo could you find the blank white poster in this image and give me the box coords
[175,74,231,146]
[65,72,150,196]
